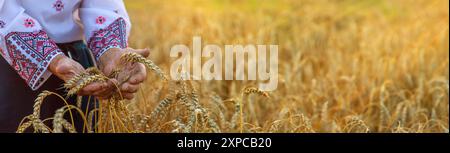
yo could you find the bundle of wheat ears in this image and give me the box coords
[16,52,269,133]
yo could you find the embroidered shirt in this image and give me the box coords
[0,0,131,90]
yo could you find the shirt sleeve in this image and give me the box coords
[79,0,131,62]
[0,0,64,90]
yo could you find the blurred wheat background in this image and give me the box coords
[124,0,448,133]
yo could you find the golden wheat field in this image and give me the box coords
[18,0,449,133]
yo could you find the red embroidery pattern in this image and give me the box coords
[4,30,62,89]
[88,17,127,61]
[24,18,35,28]
[53,0,64,12]
[96,16,106,25]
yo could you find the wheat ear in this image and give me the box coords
[121,52,167,80]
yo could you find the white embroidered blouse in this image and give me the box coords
[0,0,131,90]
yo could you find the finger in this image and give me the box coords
[107,78,120,91]
[77,90,88,96]
[79,82,104,94]
[97,92,115,100]
[130,48,150,58]
[93,79,119,98]
[121,93,135,100]
[121,82,139,93]
[102,64,115,77]
[129,64,147,84]
[92,82,109,97]
[99,89,115,99]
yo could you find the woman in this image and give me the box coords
[0,0,148,132]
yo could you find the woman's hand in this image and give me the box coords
[48,54,116,98]
[98,48,149,100]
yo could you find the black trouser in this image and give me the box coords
[0,40,95,133]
